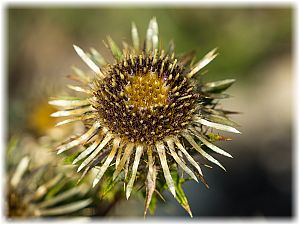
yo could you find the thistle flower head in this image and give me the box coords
[6,137,92,218]
[50,18,240,216]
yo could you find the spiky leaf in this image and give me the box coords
[202,79,236,93]
[170,165,193,217]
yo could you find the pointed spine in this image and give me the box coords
[77,133,113,172]
[131,22,140,50]
[73,45,104,78]
[190,127,233,158]
[156,142,176,197]
[194,117,241,134]
[92,138,120,187]
[113,143,134,180]
[182,133,226,171]
[56,122,100,154]
[166,139,198,182]
[126,145,143,199]
[187,48,218,79]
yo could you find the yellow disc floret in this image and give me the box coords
[124,72,170,109]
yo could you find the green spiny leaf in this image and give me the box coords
[107,36,122,61]
[202,79,236,93]
[45,180,67,200]
[148,193,157,215]
[170,165,193,217]
[100,167,122,199]
[63,151,81,165]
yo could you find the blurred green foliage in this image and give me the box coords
[9,7,291,79]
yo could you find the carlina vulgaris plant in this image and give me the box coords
[49,17,241,217]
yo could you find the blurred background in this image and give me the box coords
[7,7,293,218]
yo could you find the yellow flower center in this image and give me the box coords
[124,72,170,109]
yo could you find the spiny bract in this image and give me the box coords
[50,17,240,216]
[6,137,92,218]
